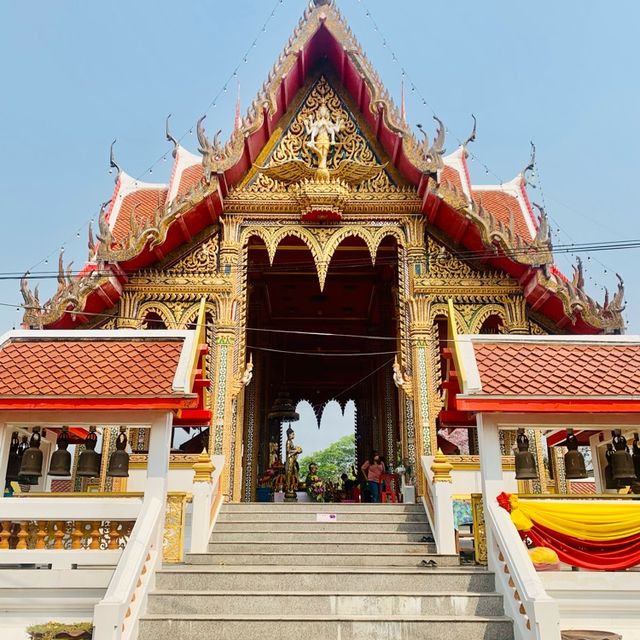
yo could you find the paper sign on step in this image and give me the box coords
[316,513,337,522]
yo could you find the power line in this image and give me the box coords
[23,0,287,276]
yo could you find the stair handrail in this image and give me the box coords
[93,495,164,640]
[420,454,457,554]
[486,500,560,640]
[190,453,225,554]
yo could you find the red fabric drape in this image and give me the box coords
[526,522,640,570]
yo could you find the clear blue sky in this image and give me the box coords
[1,0,638,341]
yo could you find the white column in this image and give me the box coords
[476,413,504,572]
[590,432,604,493]
[0,423,9,496]
[145,412,172,500]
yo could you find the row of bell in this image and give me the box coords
[515,428,640,484]
[6,426,130,484]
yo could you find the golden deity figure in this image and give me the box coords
[304,101,343,178]
[285,426,303,496]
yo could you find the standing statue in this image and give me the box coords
[304,100,343,179]
[268,439,279,468]
[285,426,303,499]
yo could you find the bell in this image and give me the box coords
[107,426,129,478]
[19,427,44,478]
[604,443,616,489]
[611,430,636,483]
[564,428,587,480]
[49,426,71,476]
[632,433,640,481]
[515,428,538,480]
[5,432,21,481]
[77,426,101,478]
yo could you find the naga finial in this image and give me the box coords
[571,256,584,291]
[416,116,446,172]
[532,202,551,248]
[109,139,121,179]
[463,114,477,147]
[196,115,223,159]
[165,114,178,157]
[523,141,536,185]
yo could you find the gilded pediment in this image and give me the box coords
[227,75,417,219]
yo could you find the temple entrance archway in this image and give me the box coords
[240,230,405,500]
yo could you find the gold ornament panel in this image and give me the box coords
[245,76,399,194]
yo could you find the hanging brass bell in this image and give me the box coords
[107,426,129,478]
[19,427,44,480]
[5,432,21,481]
[611,430,636,483]
[564,428,587,480]
[632,433,640,481]
[77,426,101,478]
[604,443,616,489]
[49,426,72,477]
[515,428,538,480]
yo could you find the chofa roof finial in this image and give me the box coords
[165,113,178,157]
[463,114,477,147]
[523,141,536,185]
[109,139,121,179]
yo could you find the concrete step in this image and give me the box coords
[187,551,457,567]
[217,511,427,523]
[207,541,437,554]
[222,503,424,513]
[156,567,495,593]
[214,521,431,533]
[138,615,514,640]
[147,590,505,616]
[209,530,433,543]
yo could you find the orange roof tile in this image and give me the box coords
[0,338,184,398]
[441,166,464,194]
[473,190,533,241]
[176,164,203,199]
[473,342,640,397]
[112,188,168,243]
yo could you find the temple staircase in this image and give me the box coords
[139,502,514,640]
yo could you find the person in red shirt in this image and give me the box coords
[361,452,385,503]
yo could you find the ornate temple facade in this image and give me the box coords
[20,0,625,502]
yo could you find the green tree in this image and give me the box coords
[299,434,355,482]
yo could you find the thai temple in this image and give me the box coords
[1,2,639,640]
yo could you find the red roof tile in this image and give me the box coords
[473,342,640,397]
[441,166,464,194]
[112,188,168,243]
[473,190,533,241]
[0,339,184,397]
[176,164,203,199]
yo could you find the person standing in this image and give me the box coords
[361,452,385,503]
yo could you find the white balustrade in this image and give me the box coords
[486,501,560,640]
[190,454,225,554]
[420,455,457,555]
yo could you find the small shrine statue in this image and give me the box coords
[285,426,302,495]
[268,439,279,468]
[305,461,326,502]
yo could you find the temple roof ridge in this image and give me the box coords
[19,0,625,335]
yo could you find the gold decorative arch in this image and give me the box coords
[179,301,216,329]
[429,303,470,334]
[469,304,507,334]
[240,223,405,291]
[136,302,177,329]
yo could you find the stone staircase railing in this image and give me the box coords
[486,501,560,640]
[420,454,456,555]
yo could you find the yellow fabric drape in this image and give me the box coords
[508,495,640,541]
